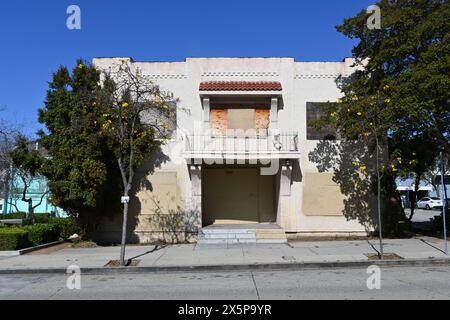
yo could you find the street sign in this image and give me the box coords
[121,196,130,204]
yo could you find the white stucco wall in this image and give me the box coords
[93,57,369,243]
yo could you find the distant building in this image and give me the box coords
[396,174,450,209]
[2,141,66,217]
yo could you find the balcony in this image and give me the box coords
[184,131,300,161]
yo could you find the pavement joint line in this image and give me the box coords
[251,271,260,300]
[1,258,449,276]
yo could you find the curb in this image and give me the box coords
[0,240,68,257]
[1,258,449,275]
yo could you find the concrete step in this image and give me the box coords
[197,239,258,245]
[197,239,288,245]
[200,229,257,235]
[200,233,257,240]
[256,229,287,241]
[198,226,287,245]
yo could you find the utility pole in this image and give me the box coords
[440,152,448,255]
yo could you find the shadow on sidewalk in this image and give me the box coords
[128,245,167,261]
[419,239,447,255]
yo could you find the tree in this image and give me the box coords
[424,156,450,198]
[98,61,175,266]
[0,118,20,213]
[392,135,439,222]
[0,126,14,202]
[337,0,449,155]
[317,0,449,244]
[8,137,48,224]
[0,107,21,201]
[317,86,401,257]
[0,114,47,222]
[38,60,122,234]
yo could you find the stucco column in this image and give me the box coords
[202,97,210,131]
[270,97,279,129]
[190,165,202,230]
[277,161,292,229]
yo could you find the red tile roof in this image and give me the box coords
[199,81,282,91]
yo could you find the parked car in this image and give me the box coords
[417,197,443,210]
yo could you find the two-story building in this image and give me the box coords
[93,57,370,244]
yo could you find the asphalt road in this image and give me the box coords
[0,265,449,300]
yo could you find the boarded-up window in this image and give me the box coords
[302,173,345,216]
[307,102,338,140]
[210,107,270,136]
[210,109,228,135]
[255,109,270,135]
[228,109,255,131]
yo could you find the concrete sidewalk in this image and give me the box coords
[0,237,449,274]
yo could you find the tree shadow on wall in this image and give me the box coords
[94,146,170,245]
[147,196,201,244]
[126,147,172,243]
[308,140,379,234]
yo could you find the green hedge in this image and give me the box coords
[22,224,60,247]
[0,218,80,251]
[48,218,80,240]
[0,213,50,223]
[0,228,29,251]
[23,214,51,226]
[0,212,27,220]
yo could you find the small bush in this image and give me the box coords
[0,228,29,251]
[23,223,59,247]
[49,218,80,240]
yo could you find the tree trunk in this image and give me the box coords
[119,198,129,266]
[27,200,36,225]
[408,175,421,222]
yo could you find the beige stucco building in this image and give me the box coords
[93,57,370,244]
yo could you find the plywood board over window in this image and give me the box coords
[302,172,345,216]
[210,109,228,136]
[255,109,270,135]
[210,107,271,136]
[227,109,255,132]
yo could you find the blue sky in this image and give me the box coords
[0,0,374,137]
